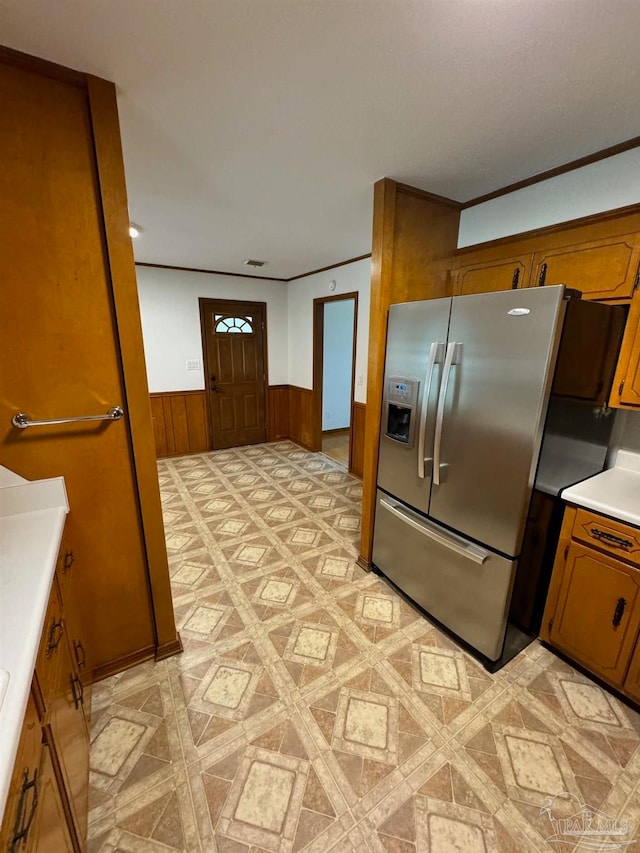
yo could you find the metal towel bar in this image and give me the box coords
[11,406,125,429]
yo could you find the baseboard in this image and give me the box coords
[357,555,372,572]
[91,645,156,683]
[155,633,184,661]
[288,436,315,452]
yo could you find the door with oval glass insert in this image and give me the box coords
[200,298,268,448]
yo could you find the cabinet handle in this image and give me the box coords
[590,527,633,550]
[537,262,548,286]
[612,597,627,628]
[71,674,84,710]
[73,639,86,670]
[63,549,75,573]
[511,267,520,289]
[10,767,39,851]
[46,618,64,657]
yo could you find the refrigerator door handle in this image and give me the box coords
[417,342,443,479]
[433,341,461,486]
[379,496,489,564]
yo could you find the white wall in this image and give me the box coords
[287,257,371,403]
[136,265,288,392]
[458,148,640,248]
[322,299,355,430]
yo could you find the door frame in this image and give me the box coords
[312,292,359,462]
[198,297,270,449]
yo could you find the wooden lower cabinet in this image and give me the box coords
[542,505,640,701]
[0,694,75,853]
[28,739,75,853]
[547,542,640,683]
[623,642,640,703]
[48,629,90,844]
[0,694,41,852]
[1,544,89,851]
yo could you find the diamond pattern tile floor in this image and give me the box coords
[88,442,640,851]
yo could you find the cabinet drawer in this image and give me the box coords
[35,578,65,711]
[572,509,640,565]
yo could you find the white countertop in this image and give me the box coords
[562,450,640,527]
[0,466,68,823]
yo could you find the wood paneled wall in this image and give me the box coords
[267,385,290,441]
[150,390,209,457]
[288,385,315,450]
[349,402,367,479]
[360,180,462,566]
[151,385,363,474]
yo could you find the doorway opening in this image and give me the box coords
[312,293,358,470]
[199,298,268,449]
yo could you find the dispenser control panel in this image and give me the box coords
[384,376,419,447]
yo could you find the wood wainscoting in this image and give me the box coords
[287,385,315,451]
[350,401,367,479]
[267,384,291,441]
[150,390,209,457]
[151,385,365,477]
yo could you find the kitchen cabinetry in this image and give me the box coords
[1,536,89,851]
[611,294,640,407]
[529,236,640,300]
[454,255,531,295]
[55,538,92,711]
[542,506,640,701]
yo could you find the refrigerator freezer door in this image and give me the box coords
[429,286,566,557]
[377,298,451,514]
[373,491,516,660]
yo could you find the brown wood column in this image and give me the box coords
[88,76,182,661]
[360,179,461,567]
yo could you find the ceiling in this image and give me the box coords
[2,1,640,280]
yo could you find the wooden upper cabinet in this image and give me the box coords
[530,236,640,300]
[548,542,640,685]
[454,256,531,296]
[611,292,640,407]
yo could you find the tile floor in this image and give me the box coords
[88,442,640,852]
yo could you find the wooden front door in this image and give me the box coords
[200,299,268,449]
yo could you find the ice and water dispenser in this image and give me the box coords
[383,377,419,447]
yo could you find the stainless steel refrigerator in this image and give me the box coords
[372,285,626,668]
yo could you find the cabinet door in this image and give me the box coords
[531,236,640,301]
[455,256,530,295]
[623,641,640,704]
[26,739,75,853]
[611,294,640,407]
[0,693,41,851]
[48,627,90,844]
[549,542,640,686]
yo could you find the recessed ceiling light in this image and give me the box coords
[243,259,267,267]
[129,223,142,239]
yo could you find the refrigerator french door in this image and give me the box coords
[373,286,568,662]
